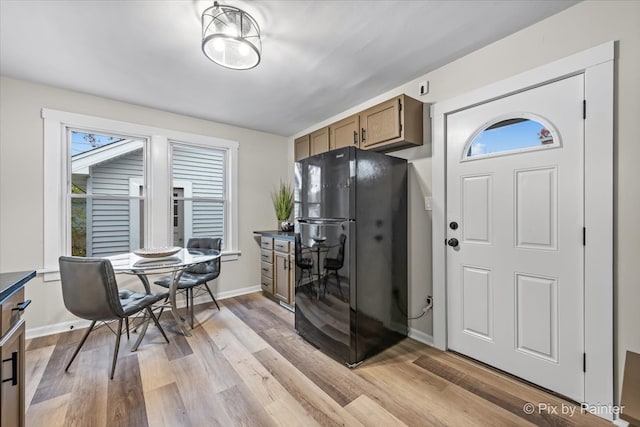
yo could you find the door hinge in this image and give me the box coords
[400,123,403,132]
[583,100,586,119]
[583,353,586,372]
[583,227,586,246]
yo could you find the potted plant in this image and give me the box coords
[271,180,294,231]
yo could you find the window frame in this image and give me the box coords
[43,109,239,281]
[169,141,229,249]
[461,112,561,162]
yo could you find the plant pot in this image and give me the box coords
[279,221,294,232]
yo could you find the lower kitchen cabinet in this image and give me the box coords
[1,320,25,427]
[0,271,34,427]
[257,233,295,307]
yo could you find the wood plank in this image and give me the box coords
[217,383,280,427]
[30,328,88,404]
[344,395,408,427]
[62,346,109,427]
[137,336,177,393]
[186,324,242,393]
[26,333,60,351]
[254,347,364,427]
[24,344,55,410]
[107,352,148,427]
[200,304,269,354]
[26,393,71,427]
[169,350,235,426]
[144,382,192,427]
[413,354,606,427]
[201,310,320,426]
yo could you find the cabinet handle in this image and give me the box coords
[12,299,31,312]
[353,130,358,145]
[2,351,18,386]
[284,259,288,270]
[361,128,366,142]
[262,268,268,272]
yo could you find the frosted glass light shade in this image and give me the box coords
[201,1,262,70]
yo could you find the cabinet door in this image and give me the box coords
[1,320,25,427]
[309,127,330,156]
[274,251,290,303]
[360,97,401,148]
[294,135,310,161]
[329,114,360,150]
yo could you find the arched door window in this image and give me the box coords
[463,114,559,161]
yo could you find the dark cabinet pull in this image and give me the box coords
[12,299,31,312]
[353,130,358,145]
[2,351,18,386]
[361,128,366,142]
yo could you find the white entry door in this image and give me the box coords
[446,75,585,401]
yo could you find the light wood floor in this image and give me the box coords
[25,292,610,427]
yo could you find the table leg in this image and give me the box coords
[169,269,191,337]
[134,272,151,293]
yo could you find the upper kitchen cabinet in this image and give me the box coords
[329,114,360,150]
[360,94,423,152]
[294,135,310,161]
[309,127,330,156]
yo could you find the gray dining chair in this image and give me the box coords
[59,256,170,379]
[154,237,221,328]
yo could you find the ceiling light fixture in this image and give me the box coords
[201,1,262,70]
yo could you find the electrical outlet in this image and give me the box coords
[425,295,433,306]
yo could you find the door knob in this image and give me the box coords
[447,238,459,247]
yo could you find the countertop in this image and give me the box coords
[254,230,295,241]
[0,270,36,303]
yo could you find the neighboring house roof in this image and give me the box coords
[72,139,143,175]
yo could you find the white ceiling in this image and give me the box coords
[0,0,577,137]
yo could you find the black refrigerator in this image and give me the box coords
[294,146,408,367]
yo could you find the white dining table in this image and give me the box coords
[105,248,220,337]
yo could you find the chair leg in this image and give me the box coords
[189,288,195,329]
[203,283,220,310]
[156,294,170,320]
[110,319,123,380]
[125,317,130,340]
[65,320,97,372]
[146,306,170,344]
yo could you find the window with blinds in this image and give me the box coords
[171,143,226,249]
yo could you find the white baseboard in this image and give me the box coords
[27,319,93,340]
[25,284,262,340]
[408,328,434,346]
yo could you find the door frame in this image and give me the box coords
[431,41,614,411]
